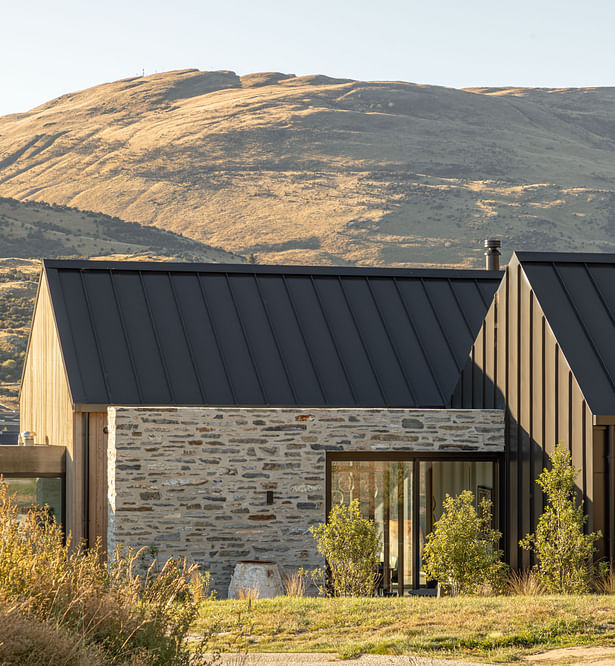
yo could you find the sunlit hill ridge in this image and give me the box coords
[1,69,615,267]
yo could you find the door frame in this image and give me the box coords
[326,451,503,594]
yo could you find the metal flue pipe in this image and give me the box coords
[484,239,501,270]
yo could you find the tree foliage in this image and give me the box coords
[520,445,600,594]
[310,499,380,597]
[422,490,506,595]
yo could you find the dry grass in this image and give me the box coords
[281,569,307,597]
[237,588,260,602]
[0,598,105,665]
[506,569,547,596]
[592,568,615,595]
[0,479,211,665]
[196,595,614,663]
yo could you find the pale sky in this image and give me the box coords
[2,0,614,117]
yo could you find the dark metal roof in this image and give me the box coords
[43,259,502,408]
[516,251,615,416]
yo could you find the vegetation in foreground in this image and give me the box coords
[0,481,208,665]
[196,594,615,663]
[520,445,601,593]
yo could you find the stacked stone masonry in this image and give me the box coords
[107,407,504,594]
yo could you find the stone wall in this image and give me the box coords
[107,407,503,594]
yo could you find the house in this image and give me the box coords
[14,259,503,594]
[12,250,615,593]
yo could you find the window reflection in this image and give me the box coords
[330,458,495,594]
[3,477,63,525]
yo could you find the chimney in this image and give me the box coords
[484,239,501,270]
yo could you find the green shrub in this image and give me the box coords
[422,490,507,595]
[310,499,380,596]
[0,479,210,664]
[520,445,600,594]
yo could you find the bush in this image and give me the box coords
[520,445,600,594]
[0,479,210,665]
[422,490,507,595]
[310,499,380,596]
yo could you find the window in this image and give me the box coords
[3,477,64,526]
[328,454,499,595]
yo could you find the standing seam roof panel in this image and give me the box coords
[518,255,615,416]
[42,261,502,408]
[172,272,235,404]
[80,271,140,404]
[56,270,108,404]
[255,274,325,405]
[112,272,172,404]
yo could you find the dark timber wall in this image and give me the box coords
[451,256,603,568]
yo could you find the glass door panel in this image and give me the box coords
[330,460,413,595]
[330,458,496,593]
[419,460,495,588]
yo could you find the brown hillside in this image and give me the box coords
[1,69,615,266]
[0,196,241,261]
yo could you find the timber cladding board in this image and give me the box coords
[20,271,74,450]
[19,271,81,540]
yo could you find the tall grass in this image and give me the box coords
[0,479,210,665]
[0,598,106,665]
[506,569,547,596]
[281,569,307,597]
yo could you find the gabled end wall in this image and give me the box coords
[451,255,601,567]
[19,268,84,543]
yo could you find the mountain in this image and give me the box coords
[1,69,615,267]
[0,196,241,262]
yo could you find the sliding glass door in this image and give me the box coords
[330,460,413,595]
[328,454,498,595]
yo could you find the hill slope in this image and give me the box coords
[1,69,615,266]
[0,196,241,261]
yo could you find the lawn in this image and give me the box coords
[196,595,615,663]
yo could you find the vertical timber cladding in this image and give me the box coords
[452,257,596,568]
[19,271,78,538]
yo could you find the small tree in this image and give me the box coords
[309,499,380,596]
[422,490,506,595]
[520,445,600,594]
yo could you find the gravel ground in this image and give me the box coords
[211,654,491,665]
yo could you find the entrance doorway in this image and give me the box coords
[327,453,499,595]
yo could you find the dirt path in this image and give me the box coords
[525,647,615,665]
[210,648,615,665]
[212,655,490,665]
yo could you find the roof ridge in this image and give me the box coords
[515,250,615,264]
[42,259,503,279]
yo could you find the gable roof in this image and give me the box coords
[516,251,615,417]
[42,259,502,408]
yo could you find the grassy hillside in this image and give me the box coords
[0,259,39,408]
[0,196,241,261]
[1,70,615,266]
